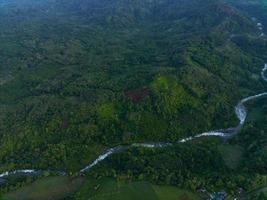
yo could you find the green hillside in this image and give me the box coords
[0,0,267,199]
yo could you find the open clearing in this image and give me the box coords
[3,176,85,200]
[75,177,200,200]
[218,144,244,169]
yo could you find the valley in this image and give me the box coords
[0,0,267,199]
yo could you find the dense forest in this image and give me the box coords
[0,0,267,199]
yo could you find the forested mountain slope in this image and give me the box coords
[0,0,267,199]
[0,0,266,172]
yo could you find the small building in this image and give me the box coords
[209,191,227,200]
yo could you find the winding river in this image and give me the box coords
[80,63,267,172]
[1,15,267,178]
[1,64,266,179]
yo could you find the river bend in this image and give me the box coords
[1,64,266,179]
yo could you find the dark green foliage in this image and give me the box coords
[0,0,267,198]
[1,0,265,172]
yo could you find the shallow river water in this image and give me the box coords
[1,64,266,179]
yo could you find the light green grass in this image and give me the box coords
[3,176,85,200]
[75,177,200,200]
[218,144,244,169]
[247,107,265,123]
[152,185,200,200]
[241,185,267,199]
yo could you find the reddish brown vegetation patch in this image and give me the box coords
[61,116,69,130]
[214,3,237,16]
[125,86,150,102]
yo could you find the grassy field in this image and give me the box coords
[240,185,267,199]
[3,176,85,200]
[75,177,200,200]
[246,106,265,123]
[218,144,244,169]
[2,176,200,200]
